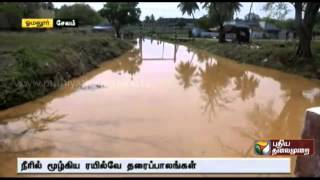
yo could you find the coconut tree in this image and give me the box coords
[202,2,242,43]
[177,2,200,39]
[177,2,199,19]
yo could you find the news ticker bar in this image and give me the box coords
[17,158,291,174]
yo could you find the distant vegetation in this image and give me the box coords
[0,2,54,30]
[0,2,104,30]
[143,14,156,24]
[99,2,141,38]
[56,4,103,26]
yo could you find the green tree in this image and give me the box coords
[263,3,291,21]
[176,19,186,29]
[39,2,54,10]
[20,2,42,18]
[203,2,242,43]
[150,14,155,23]
[0,2,48,30]
[150,14,156,31]
[177,2,199,19]
[99,2,141,38]
[196,15,211,30]
[261,17,295,30]
[0,3,24,30]
[144,15,150,24]
[264,2,320,60]
[47,2,54,10]
[56,4,103,26]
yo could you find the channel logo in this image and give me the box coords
[255,140,271,155]
[255,139,314,156]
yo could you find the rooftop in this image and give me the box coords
[223,19,280,32]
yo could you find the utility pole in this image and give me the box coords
[248,2,254,43]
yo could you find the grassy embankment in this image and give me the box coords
[161,36,320,79]
[0,31,133,109]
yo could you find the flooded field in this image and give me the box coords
[0,38,320,177]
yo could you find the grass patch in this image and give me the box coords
[161,36,320,79]
[0,31,133,109]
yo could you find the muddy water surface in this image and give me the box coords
[1,38,320,177]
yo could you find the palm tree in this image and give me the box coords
[177,2,199,40]
[202,2,242,43]
[177,2,199,19]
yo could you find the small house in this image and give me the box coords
[210,20,250,43]
[279,29,296,40]
[213,19,282,40]
[258,21,280,39]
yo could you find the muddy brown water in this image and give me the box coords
[0,38,320,177]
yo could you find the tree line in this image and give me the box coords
[0,2,54,30]
[0,2,104,30]
[177,2,320,61]
[0,2,142,38]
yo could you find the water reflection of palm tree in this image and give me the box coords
[0,108,65,153]
[175,61,198,89]
[234,100,277,141]
[233,71,260,101]
[175,46,199,89]
[198,60,235,122]
[265,77,320,139]
[268,89,317,138]
[107,49,142,79]
[235,85,320,143]
[194,49,212,63]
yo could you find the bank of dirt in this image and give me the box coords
[161,37,320,80]
[0,32,133,109]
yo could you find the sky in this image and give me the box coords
[53,2,295,20]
